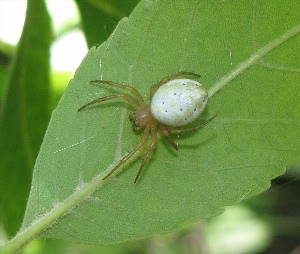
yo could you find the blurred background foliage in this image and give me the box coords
[0,0,299,253]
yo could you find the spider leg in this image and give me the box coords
[158,71,201,84]
[150,71,201,98]
[91,80,145,106]
[102,126,150,181]
[159,124,178,150]
[78,93,140,112]
[169,115,217,134]
[134,126,157,183]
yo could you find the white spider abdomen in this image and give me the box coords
[150,79,208,127]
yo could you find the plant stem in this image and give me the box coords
[0,169,109,253]
[208,24,300,98]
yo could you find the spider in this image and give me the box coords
[78,71,215,183]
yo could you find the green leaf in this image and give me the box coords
[75,0,140,47]
[4,0,299,251]
[0,0,52,236]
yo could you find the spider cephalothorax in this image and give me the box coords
[130,105,158,130]
[78,72,215,182]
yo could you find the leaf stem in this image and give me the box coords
[0,169,109,253]
[208,24,300,98]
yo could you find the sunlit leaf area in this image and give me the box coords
[0,1,299,253]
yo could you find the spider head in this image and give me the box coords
[129,104,158,130]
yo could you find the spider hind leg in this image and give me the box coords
[170,115,217,134]
[150,71,201,98]
[159,125,178,150]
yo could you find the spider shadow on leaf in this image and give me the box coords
[160,117,216,153]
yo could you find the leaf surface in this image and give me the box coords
[22,0,300,244]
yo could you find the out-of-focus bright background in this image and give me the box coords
[0,0,87,72]
[0,1,299,253]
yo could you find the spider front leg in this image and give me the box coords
[90,80,145,106]
[78,93,140,112]
[134,126,157,183]
[150,71,201,98]
[102,126,150,181]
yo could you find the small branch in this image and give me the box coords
[208,24,300,98]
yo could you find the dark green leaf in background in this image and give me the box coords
[75,0,140,47]
[20,0,300,245]
[0,0,52,236]
[0,41,14,99]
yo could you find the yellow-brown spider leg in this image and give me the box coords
[90,80,145,106]
[78,93,140,112]
[159,124,178,150]
[102,126,150,181]
[134,126,157,183]
[150,71,201,98]
[169,115,217,134]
